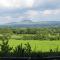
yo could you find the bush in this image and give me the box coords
[0,40,13,57]
[13,43,25,57]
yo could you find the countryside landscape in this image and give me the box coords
[0,21,60,59]
[0,0,60,60]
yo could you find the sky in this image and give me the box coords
[0,0,60,24]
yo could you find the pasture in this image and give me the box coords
[0,27,60,53]
[7,40,60,52]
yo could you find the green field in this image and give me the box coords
[5,40,60,52]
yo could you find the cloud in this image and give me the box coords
[0,8,60,24]
[0,0,34,8]
[24,10,38,18]
[41,9,60,16]
[0,0,60,10]
[0,16,12,24]
[0,0,60,24]
[32,0,60,10]
[0,16,23,24]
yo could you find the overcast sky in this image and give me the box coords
[0,0,60,24]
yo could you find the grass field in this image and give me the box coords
[4,40,60,52]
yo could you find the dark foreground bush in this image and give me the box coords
[0,39,60,58]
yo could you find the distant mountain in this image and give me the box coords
[0,21,60,28]
[20,20,33,23]
[6,20,33,25]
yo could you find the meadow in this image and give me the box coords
[0,27,60,57]
[8,40,60,52]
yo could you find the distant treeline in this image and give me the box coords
[0,27,60,40]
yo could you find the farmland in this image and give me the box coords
[0,27,60,52]
[8,40,60,52]
[0,27,60,57]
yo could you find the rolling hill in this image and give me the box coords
[0,20,60,28]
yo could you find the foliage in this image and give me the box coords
[0,34,12,57]
[0,37,60,57]
[24,42,31,56]
[13,43,25,57]
[0,27,60,57]
[0,27,60,40]
[10,27,60,40]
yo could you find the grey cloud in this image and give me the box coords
[32,0,60,10]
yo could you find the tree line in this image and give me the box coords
[0,27,60,40]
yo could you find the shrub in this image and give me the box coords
[0,40,13,57]
[13,43,25,57]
